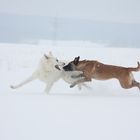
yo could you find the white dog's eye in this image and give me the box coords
[56,59,59,62]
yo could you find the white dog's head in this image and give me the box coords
[40,52,65,71]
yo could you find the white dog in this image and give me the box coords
[10,52,87,94]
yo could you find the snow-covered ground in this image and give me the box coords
[0,41,140,140]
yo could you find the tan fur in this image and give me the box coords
[65,57,140,90]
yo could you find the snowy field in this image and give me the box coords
[0,41,140,140]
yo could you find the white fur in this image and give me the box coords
[10,52,87,94]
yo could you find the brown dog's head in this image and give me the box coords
[63,56,80,71]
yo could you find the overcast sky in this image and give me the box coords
[0,0,140,23]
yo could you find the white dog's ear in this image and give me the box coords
[44,54,49,59]
[49,51,53,56]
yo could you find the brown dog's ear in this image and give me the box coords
[73,56,80,65]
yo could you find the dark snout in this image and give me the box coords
[55,65,61,71]
[63,64,73,71]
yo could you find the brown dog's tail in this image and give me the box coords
[128,61,140,72]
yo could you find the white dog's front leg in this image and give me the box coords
[44,82,54,94]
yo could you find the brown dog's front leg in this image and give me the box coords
[70,78,91,88]
[71,73,84,78]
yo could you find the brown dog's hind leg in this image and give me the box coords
[119,78,140,90]
[132,80,140,90]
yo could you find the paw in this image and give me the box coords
[10,85,15,89]
[70,84,75,88]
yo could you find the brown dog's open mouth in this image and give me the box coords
[55,65,61,71]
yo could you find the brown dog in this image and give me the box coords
[63,56,140,90]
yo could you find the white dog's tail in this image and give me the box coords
[10,74,37,89]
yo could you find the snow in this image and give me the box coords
[0,41,140,140]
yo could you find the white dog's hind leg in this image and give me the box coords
[10,74,37,89]
[44,82,54,94]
